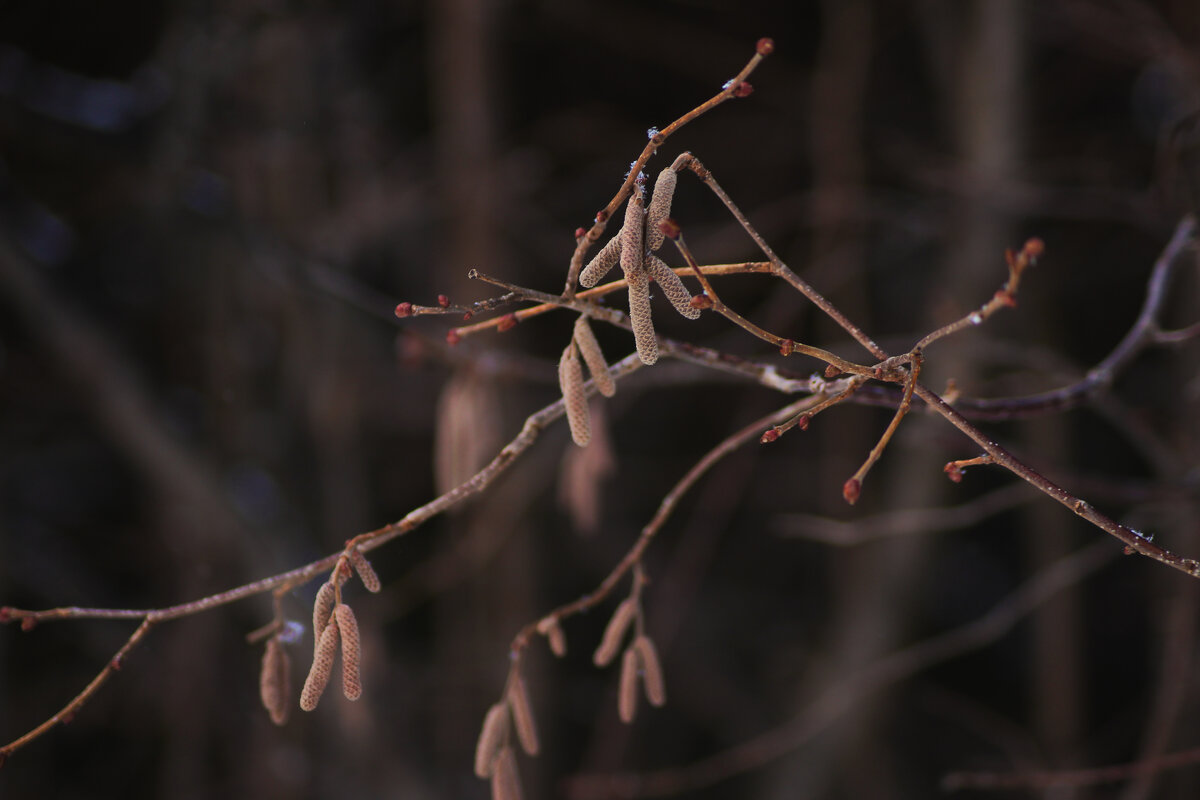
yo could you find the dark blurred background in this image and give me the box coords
[2,1,1200,798]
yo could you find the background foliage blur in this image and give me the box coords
[2,1,1200,798]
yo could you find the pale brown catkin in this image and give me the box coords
[312,581,336,655]
[558,341,590,447]
[632,634,666,707]
[506,672,540,756]
[572,316,616,397]
[593,597,638,667]
[646,167,677,252]
[618,645,640,723]
[334,603,362,700]
[619,190,645,279]
[537,616,568,657]
[347,547,381,593]
[474,702,510,778]
[300,618,339,711]
[646,256,702,320]
[579,236,622,289]
[491,746,525,800]
[259,636,291,726]
[626,267,658,365]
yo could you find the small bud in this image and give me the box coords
[462,311,473,321]
[944,462,964,483]
[595,209,609,224]
[574,226,587,239]
[394,302,413,318]
[446,329,461,345]
[689,294,713,310]
[437,294,450,308]
[842,478,861,505]
[0,607,12,623]
[824,364,841,379]
[657,218,682,241]
[733,81,754,98]
[497,313,518,332]
[1124,545,1135,555]
[1023,237,1045,258]
[797,414,810,431]
[779,339,794,356]
[994,289,1017,307]
[760,428,780,444]
[756,37,775,55]
[20,617,36,632]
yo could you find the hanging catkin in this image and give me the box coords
[579,236,621,289]
[558,341,590,446]
[506,672,540,756]
[646,167,677,252]
[633,635,666,707]
[300,618,340,711]
[593,597,637,667]
[618,645,640,723]
[474,702,510,778]
[334,604,362,700]
[626,268,658,364]
[347,547,381,593]
[572,316,616,397]
[311,582,336,655]
[646,256,701,320]
[259,636,291,726]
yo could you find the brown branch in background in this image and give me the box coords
[564,542,1117,798]
[943,744,1200,793]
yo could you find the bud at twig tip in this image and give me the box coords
[394,302,413,318]
[733,81,754,98]
[756,37,775,55]
[437,294,450,308]
[760,428,779,444]
[843,478,861,505]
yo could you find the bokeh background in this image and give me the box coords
[2,1,1200,798]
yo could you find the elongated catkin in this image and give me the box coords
[572,316,615,397]
[335,604,362,700]
[646,168,677,251]
[593,597,637,667]
[579,236,621,288]
[633,635,666,707]
[474,702,509,778]
[300,618,339,711]
[312,582,336,655]
[626,267,658,365]
[646,256,701,320]
[491,747,524,800]
[619,190,645,279]
[558,341,590,446]
[506,673,540,756]
[259,636,291,726]
[618,646,640,723]
[348,547,381,593]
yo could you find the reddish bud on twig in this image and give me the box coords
[110,654,123,670]
[944,462,964,483]
[462,311,473,321]
[437,294,450,308]
[843,478,861,505]
[779,339,794,356]
[657,218,682,241]
[689,294,713,310]
[446,330,461,345]
[797,414,810,431]
[1023,237,1044,258]
[824,364,841,379]
[756,37,775,55]
[20,618,36,632]
[733,82,754,98]
[994,289,1017,307]
[497,313,518,332]
[595,209,609,223]
[574,227,587,239]
[394,302,413,318]
[0,607,11,623]
[760,428,780,444]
